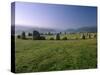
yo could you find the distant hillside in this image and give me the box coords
[11,25,97,35]
[65,26,97,33]
[14,25,56,35]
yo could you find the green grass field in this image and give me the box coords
[15,38,97,73]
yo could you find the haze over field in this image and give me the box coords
[13,2,97,30]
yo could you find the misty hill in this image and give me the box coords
[14,25,56,35]
[12,25,97,35]
[65,26,97,33]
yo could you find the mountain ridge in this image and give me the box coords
[11,25,97,35]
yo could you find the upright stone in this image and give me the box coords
[32,30,40,40]
[56,33,60,40]
[21,31,26,39]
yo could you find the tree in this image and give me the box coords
[65,32,66,35]
[32,30,40,40]
[48,32,51,35]
[60,32,62,34]
[21,31,26,39]
[28,32,32,36]
[40,33,44,35]
[17,35,21,39]
[88,33,91,39]
[40,36,46,40]
[62,36,67,40]
[94,34,97,38]
[56,33,60,40]
[49,37,54,40]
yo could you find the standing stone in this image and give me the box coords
[56,33,60,40]
[32,30,40,40]
[21,31,26,39]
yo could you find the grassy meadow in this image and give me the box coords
[15,33,97,73]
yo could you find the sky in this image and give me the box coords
[14,2,97,30]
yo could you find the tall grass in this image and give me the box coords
[15,38,97,73]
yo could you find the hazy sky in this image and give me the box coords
[15,2,97,29]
